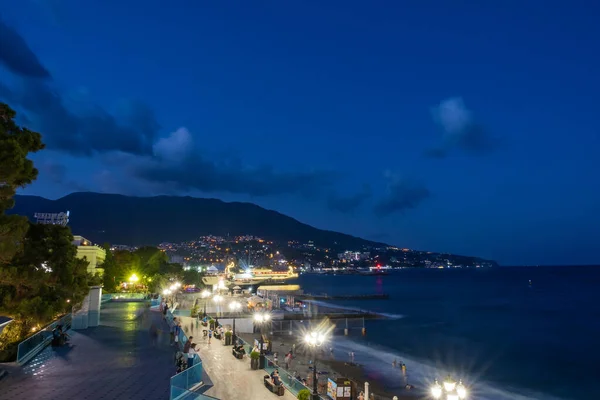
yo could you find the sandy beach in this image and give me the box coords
[237,331,421,400]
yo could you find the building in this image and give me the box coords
[72,235,106,277]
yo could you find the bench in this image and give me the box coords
[232,347,245,359]
[263,375,285,396]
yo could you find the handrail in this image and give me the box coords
[167,308,206,399]
[236,336,320,398]
[16,313,72,365]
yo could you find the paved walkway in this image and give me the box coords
[1,302,176,400]
[177,316,296,400]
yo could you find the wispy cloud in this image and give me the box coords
[327,184,372,213]
[427,97,496,158]
[374,171,430,216]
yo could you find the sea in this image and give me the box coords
[293,266,600,400]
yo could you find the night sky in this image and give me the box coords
[1,1,599,266]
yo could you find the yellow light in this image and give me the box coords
[129,273,139,283]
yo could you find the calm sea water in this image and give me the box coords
[294,266,600,400]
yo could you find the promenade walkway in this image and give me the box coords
[177,316,296,400]
[1,302,175,400]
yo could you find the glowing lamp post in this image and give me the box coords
[229,301,242,343]
[201,290,211,317]
[305,330,327,400]
[431,376,467,400]
[213,294,223,317]
[253,312,270,369]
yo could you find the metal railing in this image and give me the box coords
[170,387,219,400]
[236,337,319,398]
[264,356,316,397]
[16,313,72,365]
[167,308,208,400]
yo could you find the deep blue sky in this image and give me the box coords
[1,1,599,266]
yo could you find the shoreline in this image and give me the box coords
[237,331,419,400]
[279,301,567,400]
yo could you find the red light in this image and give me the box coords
[376,264,381,268]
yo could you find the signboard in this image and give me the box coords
[34,211,70,226]
[327,378,337,399]
[329,378,352,400]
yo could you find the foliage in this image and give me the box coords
[113,250,141,279]
[0,104,90,359]
[296,389,311,400]
[0,221,90,358]
[0,224,90,323]
[160,262,183,275]
[250,351,260,360]
[136,246,168,276]
[182,268,203,287]
[190,303,199,318]
[0,103,44,265]
[101,243,120,292]
[224,330,232,337]
[100,245,184,294]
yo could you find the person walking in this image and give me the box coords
[187,343,197,369]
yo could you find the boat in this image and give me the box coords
[202,264,298,288]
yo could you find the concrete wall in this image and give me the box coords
[216,318,254,334]
[88,286,102,327]
[72,286,103,329]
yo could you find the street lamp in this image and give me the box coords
[229,301,241,343]
[431,376,467,400]
[253,312,270,369]
[304,330,327,400]
[201,290,211,317]
[213,294,223,317]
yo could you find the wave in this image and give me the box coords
[305,299,404,319]
[304,300,565,400]
[331,334,566,400]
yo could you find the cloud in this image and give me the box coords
[126,132,336,197]
[0,20,51,78]
[0,23,159,156]
[1,80,160,156]
[374,171,430,216]
[0,22,341,201]
[327,184,372,213]
[153,127,194,162]
[427,97,496,158]
[38,160,88,191]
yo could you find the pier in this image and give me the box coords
[299,293,389,300]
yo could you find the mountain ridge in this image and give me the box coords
[9,192,388,249]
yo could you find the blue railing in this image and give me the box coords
[167,309,208,400]
[264,356,314,397]
[17,313,72,365]
[150,295,162,307]
[236,337,314,398]
[170,387,219,400]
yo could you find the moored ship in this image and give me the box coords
[202,265,298,288]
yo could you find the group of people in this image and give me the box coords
[269,369,283,386]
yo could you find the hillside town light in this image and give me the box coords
[431,376,467,400]
[305,330,327,400]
